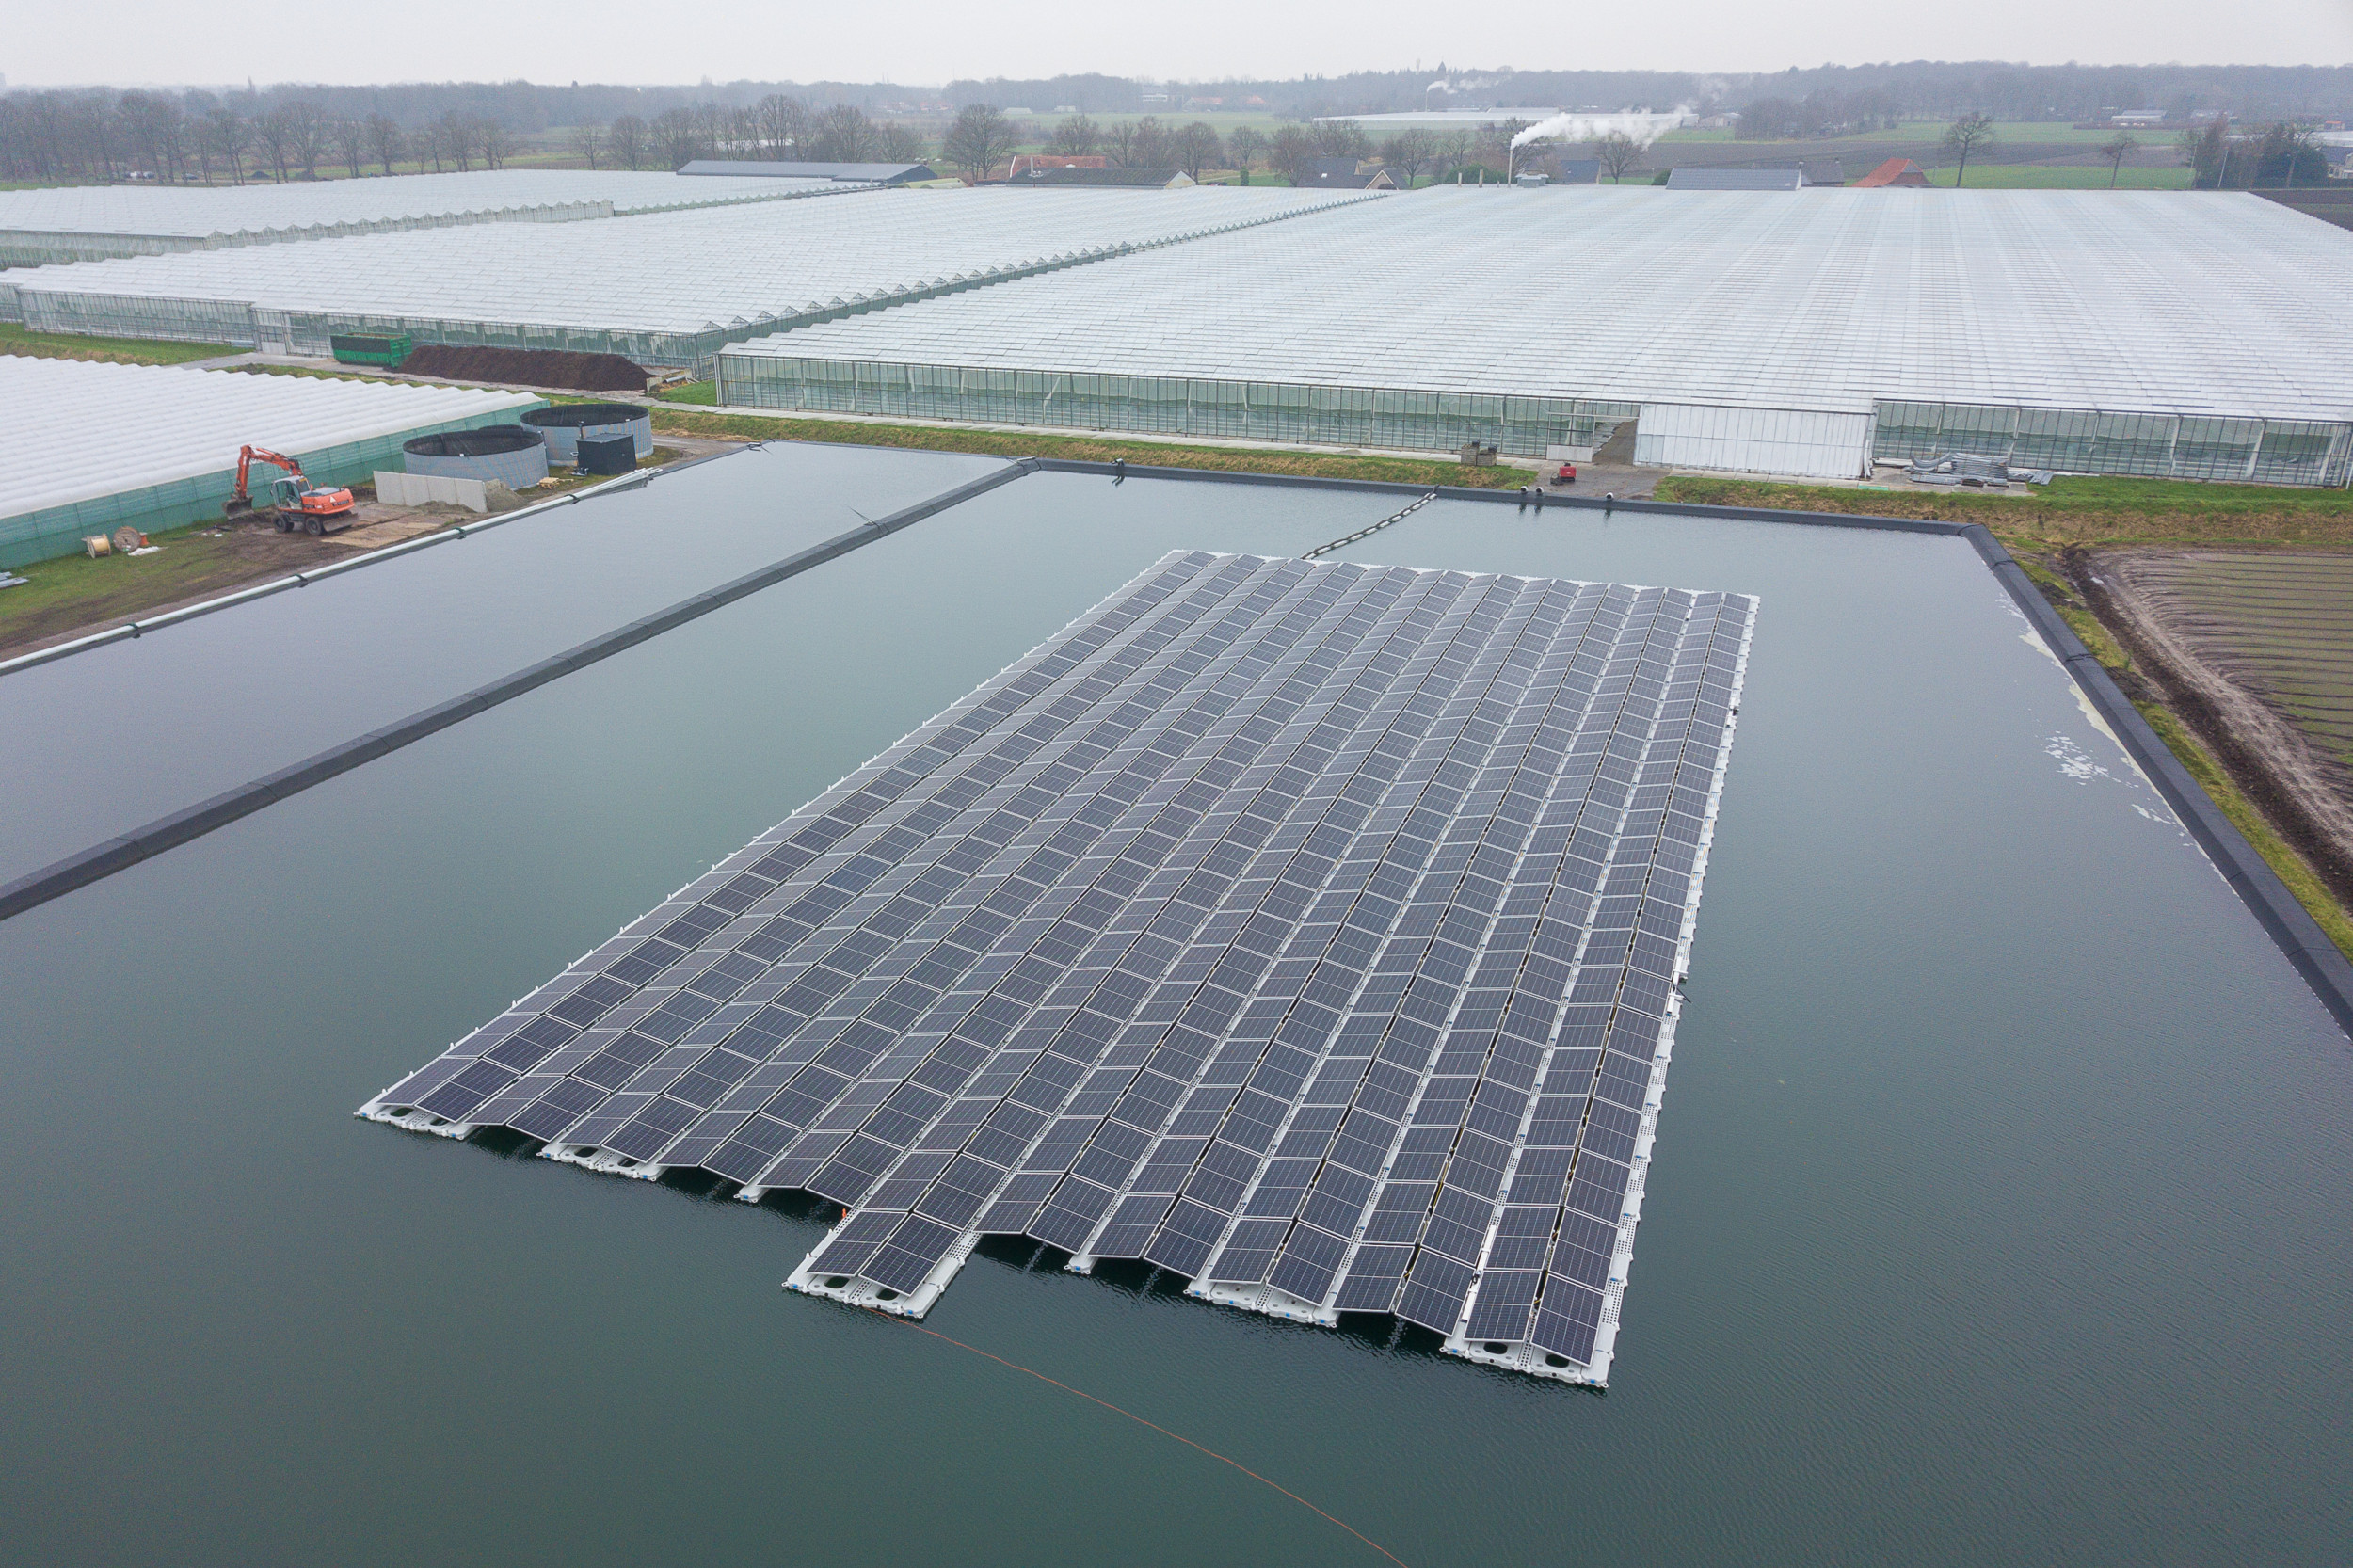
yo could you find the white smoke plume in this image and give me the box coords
[1512,108,1692,151]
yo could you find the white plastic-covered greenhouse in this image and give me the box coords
[714,185,2353,486]
[0,357,542,568]
[5,185,1386,372]
[0,170,856,266]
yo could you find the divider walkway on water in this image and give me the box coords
[3,449,2345,1039]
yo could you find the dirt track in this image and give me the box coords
[2065,547,2353,908]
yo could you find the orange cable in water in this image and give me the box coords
[895,1317,1413,1568]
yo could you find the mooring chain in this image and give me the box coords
[1302,492,1438,559]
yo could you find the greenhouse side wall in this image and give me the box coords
[1874,400,2353,488]
[0,400,547,569]
[712,355,1640,457]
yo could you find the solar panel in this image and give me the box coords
[361,551,1755,1385]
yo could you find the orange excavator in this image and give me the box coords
[225,446,358,536]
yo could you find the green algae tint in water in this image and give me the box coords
[1,452,2346,1567]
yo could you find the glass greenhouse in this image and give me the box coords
[717,186,2353,485]
[0,357,541,567]
[5,186,1385,372]
[0,171,849,265]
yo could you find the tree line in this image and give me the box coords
[1,90,529,183]
[9,76,2344,188]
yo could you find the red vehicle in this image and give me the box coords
[224,446,358,535]
[1553,461,1578,486]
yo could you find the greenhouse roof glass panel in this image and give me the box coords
[723,186,2353,424]
[0,357,537,555]
[0,170,838,243]
[8,186,1385,340]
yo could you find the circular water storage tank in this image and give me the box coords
[523,402,654,463]
[402,425,550,488]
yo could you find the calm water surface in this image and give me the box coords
[4,452,2346,1566]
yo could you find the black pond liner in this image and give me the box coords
[403,426,546,458]
[521,404,644,430]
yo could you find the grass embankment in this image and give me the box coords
[1657,472,2353,958]
[648,407,1529,489]
[0,447,689,657]
[0,521,280,648]
[1653,474,2353,550]
[1,322,236,366]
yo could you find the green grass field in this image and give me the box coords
[1932,164,2191,188]
[1652,473,2353,550]
[1,323,236,366]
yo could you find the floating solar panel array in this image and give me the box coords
[363,551,1753,1384]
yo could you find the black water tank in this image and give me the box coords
[576,433,637,475]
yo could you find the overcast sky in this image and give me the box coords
[10,0,2349,88]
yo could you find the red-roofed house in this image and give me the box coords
[1856,157,1931,188]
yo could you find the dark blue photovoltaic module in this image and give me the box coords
[363,552,1755,1384]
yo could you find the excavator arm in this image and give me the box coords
[225,445,355,530]
[230,446,307,504]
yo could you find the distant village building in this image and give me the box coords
[1006,166,1195,188]
[1855,157,1931,187]
[1295,157,1399,189]
[1006,155,1109,178]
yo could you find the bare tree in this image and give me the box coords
[610,114,648,170]
[1593,130,1646,184]
[116,90,164,177]
[1941,111,1997,186]
[1267,122,1313,181]
[478,118,516,169]
[253,108,294,181]
[1107,120,1139,168]
[878,121,927,165]
[1128,115,1172,168]
[753,93,808,156]
[725,104,759,157]
[1377,129,1438,184]
[1312,120,1370,160]
[942,104,1016,182]
[653,106,702,169]
[332,116,366,178]
[206,107,249,183]
[440,111,472,171]
[280,100,327,180]
[2100,131,2139,188]
[1175,121,1223,181]
[1227,125,1267,182]
[568,120,605,169]
[365,113,404,175]
[1047,113,1101,156]
[811,104,879,163]
[151,98,192,182]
